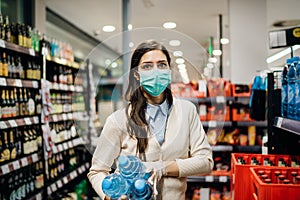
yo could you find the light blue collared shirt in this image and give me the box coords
[145,100,170,145]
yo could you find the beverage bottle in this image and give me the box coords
[296,59,300,120]
[102,173,129,199]
[287,56,299,119]
[131,179,153,200]
[281,58,292,117]
[118,155,147,182]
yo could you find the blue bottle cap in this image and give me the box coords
[134,179,146,193]
[118,155,129,167]
[102,179,112,189]
[286,58,292,64]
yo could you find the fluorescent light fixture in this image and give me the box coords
[102,25,116,32]
[105,59,111,65]
[163,22,176,29]
[207,63,214,69]
[128,24,133,30]
[213,50,222,56]
[129,42,134,48]
[169,40,181,46]
[266,45,300,64]
[220,38,229,45]
[175,58,185,64]
[173,51,183,57]
[177,64,186,70]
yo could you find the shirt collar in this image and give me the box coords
[146,99,169,120]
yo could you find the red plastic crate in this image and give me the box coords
[230,153,300,200]
[250,167,300,200]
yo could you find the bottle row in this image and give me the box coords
[50,93,86,114]
[256,168,300,185]
[0,161,44,200]
[0,125,42,164]
[0,87,41,119]
[46,64,75,85]
[49,120,78,144]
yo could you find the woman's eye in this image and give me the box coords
[141,64,152,70]
[158,63,168,69]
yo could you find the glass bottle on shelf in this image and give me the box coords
[0,12,4,40]
[10,89,16,117]
[1,89,7,118]
[3,131,11,161]
[4,16,11,42]
[0,134,5,162]
[9,130,17,160]
[2,52,8,77]
[17,23,23,47]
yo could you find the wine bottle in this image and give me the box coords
[2,131,10,161]
[0,13,4,39]
[9,130,17,160]
[0,134,5,162]
[4,16,11,42]
[27,89,35,115]
[2,52,8,77]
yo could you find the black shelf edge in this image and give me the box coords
[274,117,300,136]
[187,175,230,183]
[0,39,39,56]
[201,121,232,127]
[236,121,267,127]
[211,145,233,152]
[0,77,40,88]
[233,145,262,153]
[46,57,80,69]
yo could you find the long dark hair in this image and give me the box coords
[125,40,173,154]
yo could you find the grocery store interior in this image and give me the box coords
[0,0,300,199]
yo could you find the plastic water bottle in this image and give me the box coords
[131,179,153,200]
[287,57,299,119]
[281,58,292,117]
[102,173,129,199]
[118,155,147,182]
[296,58,300,120]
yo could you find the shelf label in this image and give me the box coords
[52,146,58,154]
[0,77,7,86]
[62,113,67,121]
[58,144,63,152]
[33,116,39,124]
[29,48,35,56]
[51,183,57,192]
[85,162,90,168]
[0,39,5,48]
[205,175,214,182]
[47,187,52,195]
[8,120,17,127]
[13,161,20,170]
[32,154,38,162]
[219,176,228,183]
[208,121,217,128]
[63,142,68,150]
[70,85,75,91]
[32,81,38,88]
[0,121,7,129]
[52,115,58,122]
[15,79,22,87]
[67,113,73,120]
[24,117,32,125]
[277,117,283,128]
[21,157,28,166]
[216,96,226,103]
[68,141,73,148]
[57,180,63,188]
[1,165,9,174]
[63,176,68,184]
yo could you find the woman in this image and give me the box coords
[88,40,213,200]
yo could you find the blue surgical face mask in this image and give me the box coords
[139,68,171,97]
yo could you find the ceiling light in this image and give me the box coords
[129,42,134,48]
[177,64,186,70]
[111,62,118,68]
[175,58,185,64]
[207,63,214,69]
[266,45,300,63]
[105,59,112,65]
[128,24,133,30]
[173,51,183,57]
[102,25,116,32]
[163,22,176,29]
[169,40,181,46]
[213,50,222,56]
[220,38,229,45]
[208,57,217,63]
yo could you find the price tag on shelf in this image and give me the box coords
[216,96,226,103]
[47,187,52,195]
[70,85,75,91]
[24,118,32,125]
[0,77,7,86]
[51,183,57,192]
[52,115,58,122]
[52,146,58,154]
[32,81,38,88]
[21,157,28,166]
[277,117,283,128]
[74,170,78,178]
[68,141,73,148]
[32,154,38,162]
[1,164,9,175]
[13,161,20,170]
[63,142,68,150]
[85,162,90,168]
[219,176,228,183]
[62,114,67,121]
[67,113,73,120]
[29,48,35,56]
[205,175,214,182]
[15,79,22,87]
[0,39,5,48]
[8,120,17,127]
[58,144,63,152]
[208,121,217,128]
[63,176,68,184]
[0,121,7,129]
[57,180,63,188]
[33,116,39,124]
[78,167,83,174]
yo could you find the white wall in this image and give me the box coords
[229,0,268,84]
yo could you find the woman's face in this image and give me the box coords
[138,50,169,71]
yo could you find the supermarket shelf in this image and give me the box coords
[51,82,83,92]
[0,116,40,129]
[46,57,80,69]
[0,152,41,176]
[0,39,38,56]
[51,137,85,154]
[187,175,230,183]
[49,111,88,122]
[233,145,262,153]
[47,162,90,195]
[274,117,300,136]
[211,145,233,152]
[236,120,267,127]
[0,77,39,88]
[28,191,43,200]
[202,121,232,128]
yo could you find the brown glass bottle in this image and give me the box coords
[2,131,11,161]
[2,52,8,77]
[4,16,11,42]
